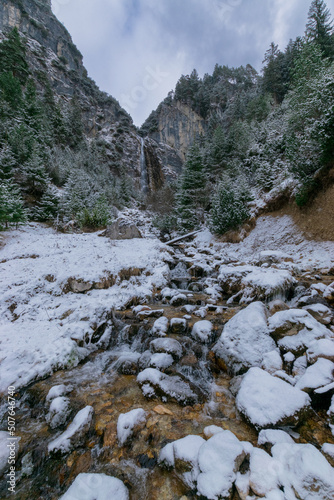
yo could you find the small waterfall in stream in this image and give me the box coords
[140,137,149,194]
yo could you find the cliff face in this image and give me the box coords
[0,0,186,192]
[148,101,206,161]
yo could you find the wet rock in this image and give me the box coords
[214,302,276,375]
[46,396,72,429]
[153,405,173,416]
[179,353,198,367]
[48,406,94,455]
[170,318,188,334]
[137,309,165,320]
[150,338,183,360]
[118,359,138,375]
[236,368,311,430]
[105,219,142,240]
[137,368,198,406]
[59,473,129,500]
[117,408,147,446]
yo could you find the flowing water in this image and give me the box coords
[140,138,149,194]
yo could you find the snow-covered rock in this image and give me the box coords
[46,384,73,403]
[214,302,276,375]
[170,317,187,334]
[60,473,129,500]
[248,447,280,497]
[258,429,294,447]
[46,396,71,429]
[236,367,311,429]
[307,338,334,364]
[272,442,334,499]
[303,303,334,325]
[137,368,198,406]
[150,338,183,360]
[196,431,247,500]
[117,408,147,446]
[151,316,169,337]
[170,293,188,306]
[48,406,93,454]
[148,353,174,370]
[322,443,334,460]
[218,265,296,303]
[191,320,214,343]
[269,308,332,354]
[295,358,334,392]
[324,282,334,304]
[203,425,224,439]
[159,435,205,487]
[261,350,283,374]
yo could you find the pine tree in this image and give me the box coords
[262,43,287,103]
[0,27,29,84]
[22,150,49,195]
[306,0,334,59]
[33,187,59,221]
[0,180,27,229]
[176,144,207,231]
[0,144,16,180]
[209,180,250,234]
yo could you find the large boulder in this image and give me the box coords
[236,367,311,430]
[105,219,142,240]
[213,302,276,375]
[48,406,94,455]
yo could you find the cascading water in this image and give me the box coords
[140,137,149,194]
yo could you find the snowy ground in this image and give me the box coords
[0,223,172,393]
[192,215,334,271]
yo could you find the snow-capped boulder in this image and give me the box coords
[303,303,333,325]
[214,302,276,375]
[148,353,174,370]
[60,473,129,500]
[191,320,214,343]
[272,442,334,499]
[151,316,169,337]
[218,265,296,303]
[236,368,311,429]
[248,447,280,497]
[46,396,71,429]
[117,408,147,446]
[295,358,334,393]
[150,338,183,360]
[307,339,334,364]
[196,431,247,500]
[48,406,94,455]
[170,317,187,334]
[269,308,331,355]
[137,368,198,406]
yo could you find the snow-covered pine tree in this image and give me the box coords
[209,179,250,234]
[176,144,207,231]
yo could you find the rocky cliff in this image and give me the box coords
[0,0,187,193]
[143,100,206,162]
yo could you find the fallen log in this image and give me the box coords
[166,230,200,246]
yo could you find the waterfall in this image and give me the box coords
[140,137,149,194]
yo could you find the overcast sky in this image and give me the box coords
[51,0,334,126]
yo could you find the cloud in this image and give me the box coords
[52,0,334,126]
